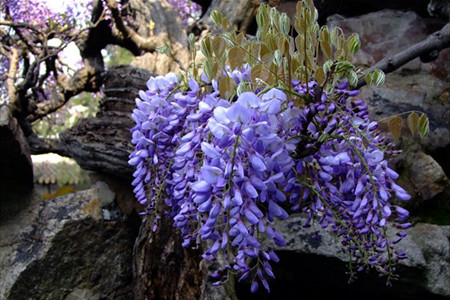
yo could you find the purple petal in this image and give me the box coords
[318,171,332,182]
[251,155,266,172]
[383,205,392,217]
[233,189,243,205]
[198,198,213,212]
[251,280,259,293]
[201,142,221,158]
[395,206,409,217]
[244,209,259,225]
[201,165,223,184]
[355,180,364,196]
[260,99,281,114]
[208,119,231,139]
[237,92,260,108]
[210,202,221,219]
[189,77,199,92]
[227,103,252,124]
[392,185,411,201]
[213,106,230,124]
[268,200,289,219]
[176,143,191,156]
[128,156,141,166]
[250,175,266,190]
[244,182,259,198]
[191,180,211,193]
[262,88,286,101]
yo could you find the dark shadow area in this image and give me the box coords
[429,145,450,178]
[236,251,448,300]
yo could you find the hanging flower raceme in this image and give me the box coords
[129,65,411,292]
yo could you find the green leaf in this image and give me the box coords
[211,10,223,25]
[200,36,213,58]
[236,81,252,95]
[188,33,196,51]
[213,36,226,58]
[279,13,290,36]
[251,63,270,84]
[314,66,325,85]
[330,27,343,48]
[273,50,283,67]
[418,114,429,138]
[323,60,334,74]
[250,63,263,83]
[320,40,331,59]
[219,75,236,100]
[346,33,360,55]
[364,72,373,85]
[406,111,419,135]
[228,47,246,70]
[204,58,218,80]
[236,32,245,45]
[347,70,358,87]
[260,44,274,67]
[256,4,269,28]
[388,116,403,139]
[372,69,385,86]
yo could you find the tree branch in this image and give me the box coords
[105,0,168,54]
[357,23,450,88]
[27,133,70,157]
[28,55,104,122]
[3,47,20,110]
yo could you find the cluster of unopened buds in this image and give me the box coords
[129,65,411,292]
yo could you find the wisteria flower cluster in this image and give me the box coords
[129,64,411,292]
[166,0,202,26]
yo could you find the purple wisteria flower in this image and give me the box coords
[129,66,411,292]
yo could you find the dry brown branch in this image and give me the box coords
[357,23,450,88]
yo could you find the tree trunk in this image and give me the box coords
[61,65,150,178]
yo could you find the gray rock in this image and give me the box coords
[0,182,136,300]
[273,214,450,297]
[407,151,450,202]
[328,10,428,70]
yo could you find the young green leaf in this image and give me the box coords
[347,70,358,87]
[228,47,246,70]
[210,10,223,26]
[200,36,213,58]
[346,33,360,55]
[418,114,429,138]
[388,116,403,139]
[219,75,236,100]
[364,72,373,85]
[372,69,385,86]
[406,111,419,135]
[314,66,326,85]
[213,36,226,58]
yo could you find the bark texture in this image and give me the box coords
[133,215,205,300]
[61,65,152,178]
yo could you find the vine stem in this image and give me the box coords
[376,110,423,124]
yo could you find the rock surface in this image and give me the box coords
[260,214,450,299]
[0,182,137,300]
